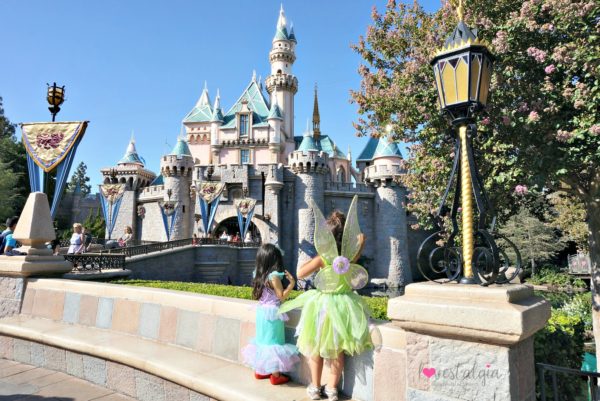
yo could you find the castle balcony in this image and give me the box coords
[324,181,373,194]
[139,184,165,200]
[220,138,269,148]
[363,164,406,183]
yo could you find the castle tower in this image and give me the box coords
[210,90,224,165]
[363,137,412,288]
[288,127,328,277]
[267,94,283,163]
[265,5,298,141]
[160,138,195,240]
[100,137,156,240]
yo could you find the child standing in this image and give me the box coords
[242,243,300,385]
[279,196,372,400]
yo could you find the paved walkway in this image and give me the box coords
[0,359,134,401]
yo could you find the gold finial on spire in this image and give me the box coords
[449,0,464,21]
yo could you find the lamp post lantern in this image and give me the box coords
[417,0,521,285]
[46,82,65,122]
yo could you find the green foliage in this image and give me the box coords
[499,208,566,273]
[546,191,589,251]
[0,97,28,223]
[528,266,587,289]
[83,209,106,238]
[110,280,390,321]
[535,309,585,399]
[66,162,91,196]
[562,292,593,332]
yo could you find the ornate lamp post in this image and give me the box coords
[47,82,65,122]
[417,0,521,285]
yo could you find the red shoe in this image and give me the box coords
[270,374,290,385]
[255,372,270,380]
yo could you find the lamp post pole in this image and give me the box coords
[458,124,475,283]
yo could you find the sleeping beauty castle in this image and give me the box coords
[97,6,419,288]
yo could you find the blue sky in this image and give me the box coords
[0,0,440,191]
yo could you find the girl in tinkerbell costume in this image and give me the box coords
[279,196,372,401]
[242,243,300,385]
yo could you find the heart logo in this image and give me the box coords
[486,364,491,368]
[422,367,436,378]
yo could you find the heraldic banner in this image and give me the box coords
[198,182,225,235]
[159,201,179,241]
[21,121,89,218]
[99,184,126,239]
[235,198,256,239]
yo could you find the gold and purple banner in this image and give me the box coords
[199,182,225,204]
[100,184,126,204]
[21,121,88,173]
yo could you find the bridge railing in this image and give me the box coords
[102,238,194,258]
[197,238,261,248]
[537,362,600,400]
[64,253,126,272]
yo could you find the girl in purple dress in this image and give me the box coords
[242,244,300,385]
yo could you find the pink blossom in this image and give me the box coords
[493,31,509,54]
[514,185,529,195]
[527,47,547,63]
[556,130,573,143]
[590,125,600,136]
[527,111,540,123]
[518,102,529,112]
[481,117,491,125]
[544,64,556,74]
[574,100,585,110]
[502,116,511,126]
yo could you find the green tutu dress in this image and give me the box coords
[279,196,373,359]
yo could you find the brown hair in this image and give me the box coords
[327,211,345,254]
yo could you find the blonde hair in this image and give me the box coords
[73,223,82,230]
[125,226,132,234]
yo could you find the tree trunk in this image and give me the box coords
[587,194,600,370]
[531,259,536,277]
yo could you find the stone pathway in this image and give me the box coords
[0,359,135,401]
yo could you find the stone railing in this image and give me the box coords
[363,164,406,181]
[325,181,373,193]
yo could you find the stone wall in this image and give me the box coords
[0,277,24,318]
[123,245,258,285]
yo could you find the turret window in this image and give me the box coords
[239,114,249,137]
[240,149,250,164]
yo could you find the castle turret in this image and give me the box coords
[100,137,156,240]
[267,94,283,163]
[160,138,195,240]
[265,5,298,141]
[210,90,223,164]
[363,136,411,288]
[288,126,329,277]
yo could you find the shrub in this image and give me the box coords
[535,306,586,399]
[528,266,587,289]
[110,279,391,320]
[562,292,593,333]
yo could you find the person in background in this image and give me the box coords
[1,216,21,255]
[67,223,85,254]
[119,226,133,247]
[192,233,199,246]
[244,231,253,243]
[82,227,93,252]
[233,232,241,243]
[220,230,228,242]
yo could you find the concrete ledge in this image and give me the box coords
[0,256,72,277]
[0,316,311,401]
[388,282,550,345]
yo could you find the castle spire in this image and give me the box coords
[312,83,321,140]
[273,4,289,41]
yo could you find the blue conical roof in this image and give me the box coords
[170,138,192,157]
[373,137,403,159]
[118,139,144,166]
[183,85,213,123]
[210,91,224,122]
[267,97,283,120]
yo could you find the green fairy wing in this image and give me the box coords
[341,196,362,262]
[345,263,369,290]
[314,266,342,292]
[310,199,339,265]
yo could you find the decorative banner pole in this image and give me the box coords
[20,83,89,218]
[417,0,522,285]
[99,184,126,239]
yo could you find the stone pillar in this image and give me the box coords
[0,193,72,318]
[375,183,411,288]
[388,282,550,401]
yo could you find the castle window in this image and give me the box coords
[240,149,250,164]
[239,114,248,137]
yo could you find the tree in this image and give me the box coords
[83,209,105,239]
[0,97,28,222]
[66,162,91,196]
[546,191,588,251]
[499,208,565,275]
[351,0,600,358]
